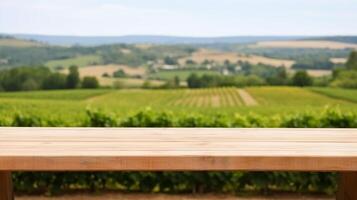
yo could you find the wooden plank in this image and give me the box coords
[337,172,357,200]
[2,156,357,171]
[0,128,357,171]
[0,171,13,200]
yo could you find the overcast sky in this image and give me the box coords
[1,0,357,36]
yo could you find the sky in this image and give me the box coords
[1,0,357,37]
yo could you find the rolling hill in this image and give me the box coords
[8,34,305,46]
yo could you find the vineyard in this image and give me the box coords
[0,87,356,125]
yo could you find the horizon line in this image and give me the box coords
[2,32,357,38]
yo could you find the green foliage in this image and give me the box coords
[329,52,357,88]
[0,46,97,67]
[330,70,357,88]
[164,56,178,65]
[292,59,334,70]
[0,66,101,91]
[346,51,357,70]
[229,46,350,63]
[149,69,220,81]
[310,87,357,103]
[66,65,80,89]
[46,55,102,69]
[0,66,50,91]
[161,76,181,89]
[81,76,99,89]
[85,109,118,127]
[12,113,45,127]
[264,67,289,85]
[186,73,265,88]
[112,69,126,78]
[42,73,67,90]
[292,71,313,87]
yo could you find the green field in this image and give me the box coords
[46,55,102,69]
[309,87,357,103]
[149,69,220,80]
[0,87,356,125]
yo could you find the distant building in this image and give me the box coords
[235,65,242,71]
[221,68,229,75]
[161,65,178,70]
[0,59,8,65]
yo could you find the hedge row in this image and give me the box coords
[5,107,357,128]
[6,108,356,195]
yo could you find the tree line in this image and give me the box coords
[183,51,357,89]
[186,69,312,88]
[0,65,99,91]
[331,51,357,88]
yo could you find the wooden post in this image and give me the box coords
[0,171,13,200]
[337,172,357,200]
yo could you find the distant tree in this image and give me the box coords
[292,71,313,87]
[164,56,177,65]
[266,67,288,85]
[113,69,126,78]
[224,60,231,66]
[187,73,201,88]
[202,59,211,65]
[142,80,152,89]
[346,51,357,70]
[43,73,67,90]
[174,76,180,87]
[21,79,40,91]
[54,66,64,71]
[66,65,80,89]
[185,59,196,65]
[102,73,110,78]
[331,70,357,88]
[0,66,50,91]
[81,76,99,89]
[163,76,181,89]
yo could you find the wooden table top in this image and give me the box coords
[0,128,357,171]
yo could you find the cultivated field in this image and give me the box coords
[305,70,332,77]
[46,55,102,69]
[57,64,148,86]
[0,87,355,124]
[179,49,295,67]
[330,58,348,64]
[309,87,357,103]
[98,77,164,87]
[0,38,44,47]
[74,65,146,77]
[252,40,357,49]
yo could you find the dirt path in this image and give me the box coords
[17,193,333,200]
[238,89,258,106]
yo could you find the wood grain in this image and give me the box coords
[0,128,357,171]
[0,171,13,200]
[337,172,357,200]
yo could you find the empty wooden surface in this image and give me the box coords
[0,128,357,171]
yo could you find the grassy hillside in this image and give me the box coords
[309,87,357,103]
[0,38,44,47]
[46,55,102,69]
